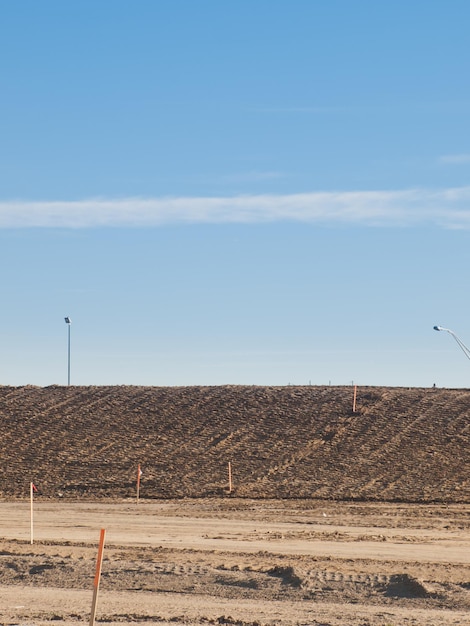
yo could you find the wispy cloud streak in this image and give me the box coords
[1,186,470,228]
[439,154,470,164]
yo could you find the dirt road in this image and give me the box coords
[1,499,469,625]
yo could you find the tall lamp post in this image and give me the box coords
[433,325,470,361]
[65,317,72,385]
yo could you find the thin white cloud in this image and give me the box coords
[251,106,349,113]
[439,154,470,164]
[1,186,470,228]
[217,171,286,182]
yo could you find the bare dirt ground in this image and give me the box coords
[0,498,469,626]
[2,385,469,503]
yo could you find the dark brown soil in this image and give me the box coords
[0,384,469,502]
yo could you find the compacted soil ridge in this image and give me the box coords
[0,384,468,502]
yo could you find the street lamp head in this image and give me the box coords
[433,324,470,361]
[434,325,453,333]
[65,317,71,325]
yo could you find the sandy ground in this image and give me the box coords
[0,498,469,625]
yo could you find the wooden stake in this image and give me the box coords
[352,385,357,413]
[228,461,233,493]
[89,528,106,626]
[136,464,142,503]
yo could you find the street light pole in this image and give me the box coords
[433,325,470,361]
[65,317,72,385]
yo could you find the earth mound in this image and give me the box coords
[0,384,468,502]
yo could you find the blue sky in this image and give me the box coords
[1,1,470,387]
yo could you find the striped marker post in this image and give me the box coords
[89,528,106,626]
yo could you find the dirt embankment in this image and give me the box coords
[0,384,469,502]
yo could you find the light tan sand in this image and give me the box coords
[0,499,469,625]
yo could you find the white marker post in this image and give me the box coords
[352,385,357,413]
[89,528,106,626]
[30,482,37,545]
